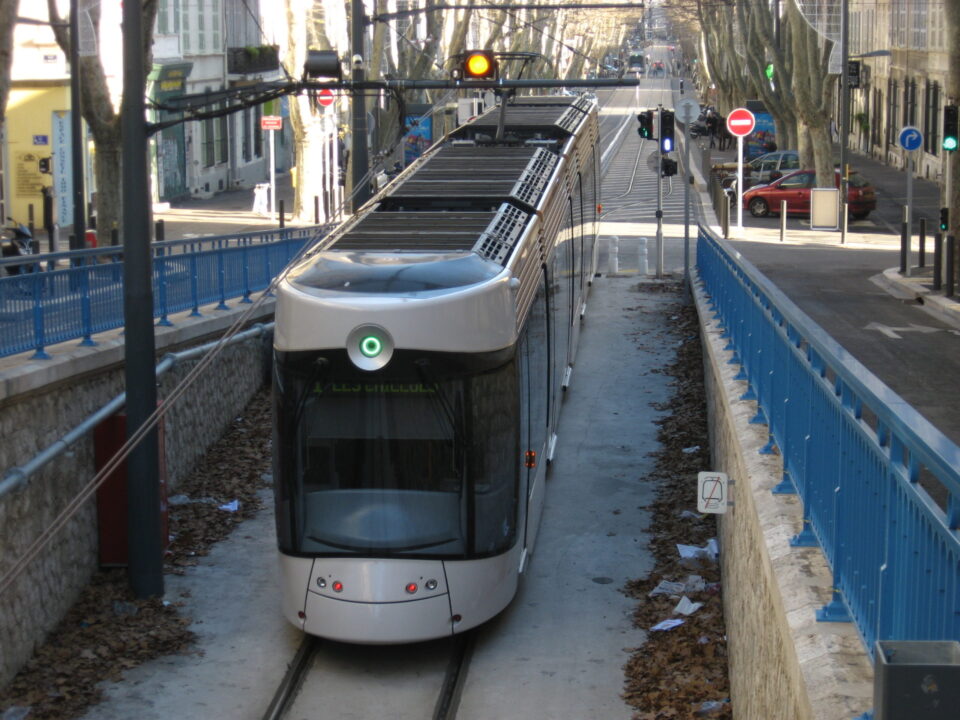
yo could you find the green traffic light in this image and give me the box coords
[944,136,959,152]
[765,63,774,80]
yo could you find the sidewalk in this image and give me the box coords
[23,172,310,252]
[677,100,959,332]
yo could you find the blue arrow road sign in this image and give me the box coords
[898,125,923,151]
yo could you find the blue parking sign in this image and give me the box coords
[898,126,922,151]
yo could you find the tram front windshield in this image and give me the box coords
[273,349,518,559]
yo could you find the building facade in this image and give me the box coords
[848,0,953,181]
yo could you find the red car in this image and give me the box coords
[742,168,877,220]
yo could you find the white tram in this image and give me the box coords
[272,94,600,643]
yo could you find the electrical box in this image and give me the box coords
[873,640,960,720]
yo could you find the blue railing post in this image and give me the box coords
[156,247,173,326]
[79,264,96,346]
[241,238,253,303]
[30,272,50,360]
[189,250,201,317]
[216,241,228,310]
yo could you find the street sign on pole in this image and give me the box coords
[727,108,755,233]
[726,108,756,137]
[898,126,923,276]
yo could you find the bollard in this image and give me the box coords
[608,236,619,275]
[933,233,943,291]
[780,200,787,241]
[947,235,956,298]
[900,220,908,274]
[155,218,165,243]
[919,218,926,268]
[721,196,730,239]
[639,237,648,275]
[279,200,285,228]
[314,196,320,225]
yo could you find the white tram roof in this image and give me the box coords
[275,96,594,354]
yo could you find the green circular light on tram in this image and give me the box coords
[360,335,383,358]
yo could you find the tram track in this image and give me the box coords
[261,630,478,720]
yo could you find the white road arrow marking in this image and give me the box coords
[864,322,941,339]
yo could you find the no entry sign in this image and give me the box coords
[726,108,756,137]
[318,88,336,107]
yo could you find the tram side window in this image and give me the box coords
[467,361,520,554]
[527,271,549,456]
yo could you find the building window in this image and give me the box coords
[254,106,263,158]
[182,0,191,53]
[197,0,206,52]
[911,0,928,50]
[872,88,882,149]
[903,79,916,128]
[887,79,899,147]
[242,108,251,162]
[924,81,940,155]
[218,112,228,164]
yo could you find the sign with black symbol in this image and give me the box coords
[697,471,729,514]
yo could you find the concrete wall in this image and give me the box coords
[692,276,875,719]
[0,303,274,687]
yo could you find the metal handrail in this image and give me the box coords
[0,225,328,359]
[696,224,960,658]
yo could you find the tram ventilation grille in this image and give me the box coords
[510,148,559,208]
[557,107,583,134]
[474,203,530,265]
[572,96,593,114]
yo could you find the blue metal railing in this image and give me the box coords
[0,226,325,359]
[696,225,960,658]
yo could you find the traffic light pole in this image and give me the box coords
[656,104,664,279]
[350,0,371,213]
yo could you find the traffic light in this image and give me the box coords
[941,207,950,232]
[943,105,959,152]
[454,50,498,81]
[660,109,675,153]
[637,110,654,139]
[661,158,678,177]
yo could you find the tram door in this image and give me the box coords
[521,270,550,554]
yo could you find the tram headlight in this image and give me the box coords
[346,324,394,371]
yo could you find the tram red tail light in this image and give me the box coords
[332,581,344,593]
[525,450,537,468]
[406,582,419,594]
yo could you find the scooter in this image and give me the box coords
[1,219,33,275]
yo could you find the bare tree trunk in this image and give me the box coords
[945,0,960,273]
[0,0,18,122]
[787,0,834,186]
[47,0,158,246]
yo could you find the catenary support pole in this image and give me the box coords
[121,0,163,598]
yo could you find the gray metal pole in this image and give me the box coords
[69,0,85,250]
[350,0,371,212]
[906,153,914,275]
[656,105,663,279]
[683,110,691,289]
[121,0,163,597]
[839,0,849,222]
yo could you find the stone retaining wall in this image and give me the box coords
[693,278,874,719]
[0,306,273,687]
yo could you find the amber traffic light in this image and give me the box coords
[454,51,498,80]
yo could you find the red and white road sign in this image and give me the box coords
[317,88,336,107]
[726,108,756,137]
[261,115,282,131]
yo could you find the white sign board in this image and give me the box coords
[810,187,840,231]
[697,471,729,514]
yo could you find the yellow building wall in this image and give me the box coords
[5,84,76,227]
